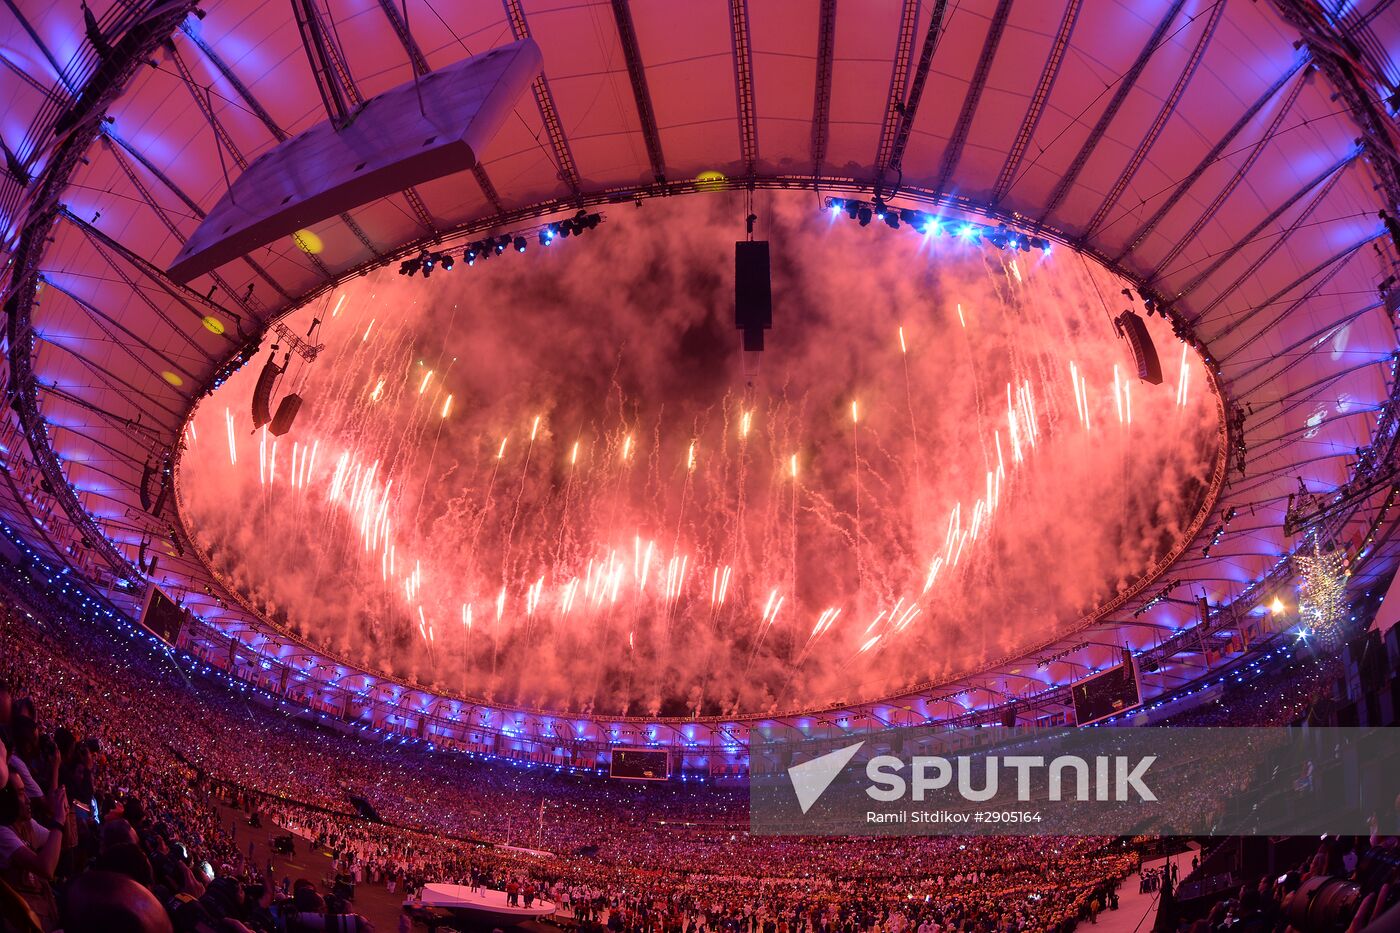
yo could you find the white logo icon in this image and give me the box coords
[788,741,864,813]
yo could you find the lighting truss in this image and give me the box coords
[399,209,605,278]
[822,197,1051,252]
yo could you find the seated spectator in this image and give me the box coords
[96,841,156,888]
[0,775,66,930]
[62,870,173,933]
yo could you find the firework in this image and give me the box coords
[181,193,1214,716]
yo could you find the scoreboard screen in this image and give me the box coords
[1071,650,1142,725]
[610,748,669,781]
[139,585,186,646]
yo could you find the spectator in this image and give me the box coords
[62,870,173,933]
[0,775,65,929]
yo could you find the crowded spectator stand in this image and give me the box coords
[0,551,1395,933]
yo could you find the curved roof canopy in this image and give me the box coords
[1,0,1398,748]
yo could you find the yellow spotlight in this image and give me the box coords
[293,229,323,254]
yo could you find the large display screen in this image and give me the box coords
[1071,650,1142,725]
[139,585,186,646]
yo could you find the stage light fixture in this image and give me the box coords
[513,236,527,253]
[440,253,454,271]
[984,225,1011,249]
[900,208,929,231]
[857,206,872,226]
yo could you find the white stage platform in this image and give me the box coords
[407,884,556,925]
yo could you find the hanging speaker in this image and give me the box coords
[251,354,281,428]
[1114,310,1163,385]
[149,475,170,518]
[269,394,303,437]
[735,241,772,351]
[139,460,155,511]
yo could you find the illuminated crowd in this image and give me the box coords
[0,554,1394,933]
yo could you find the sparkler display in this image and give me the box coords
[1293,533,1351,650]
[179,194,1218,717]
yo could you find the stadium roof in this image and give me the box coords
[1,0,1398,745]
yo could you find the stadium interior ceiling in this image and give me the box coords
[2,0,1399,764]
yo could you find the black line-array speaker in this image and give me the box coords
[251,354,281,428]
[139,460,155,511]
[269,394,302,437]
[735,241,772,351]
[1114,310,1163,385]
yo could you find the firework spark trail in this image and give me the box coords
[744,587,786,670]
[499,416,541,583]
[466,430,508,569]
[898,325,924,493]
[552,434,585,565]
[1176,344,1191,407]
[729,400,753,625]
[850,399,863,592]
[775,605,844,703]
[789,447,799,621]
